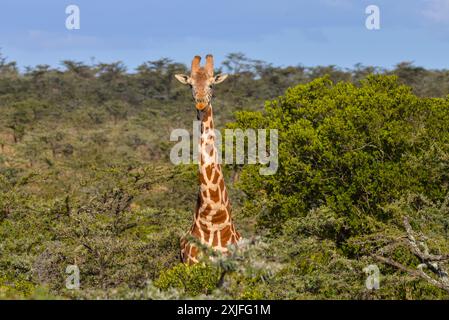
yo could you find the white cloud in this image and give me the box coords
[423,0,449,24]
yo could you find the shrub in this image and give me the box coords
[229,75,449,237]
[154,263,221,296]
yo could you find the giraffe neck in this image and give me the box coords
[180,104,241,264]
[194,104,239,245]
[197,105,226,208]
[197,105,218,170]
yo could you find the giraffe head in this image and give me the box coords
[175,55,228,111]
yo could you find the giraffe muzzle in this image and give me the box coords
[195,99,208,110]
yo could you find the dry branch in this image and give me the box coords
[374,216,449,293]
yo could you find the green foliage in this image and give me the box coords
[0,275,35,299]
[231,76,449,237]
[154,263,221,296]
[1,52,449,299]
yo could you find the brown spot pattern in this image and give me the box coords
[180,55,241,265]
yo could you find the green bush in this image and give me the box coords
[230,75,449,237]
[2,61,449,299]
[154,263,221,296]
[0,275,35,299]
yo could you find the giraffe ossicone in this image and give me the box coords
[174,54,242,264]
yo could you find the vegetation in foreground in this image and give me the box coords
[1,52,449,299]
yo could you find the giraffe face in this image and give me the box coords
[175,55,228,111]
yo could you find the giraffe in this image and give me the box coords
[174,55,241,264]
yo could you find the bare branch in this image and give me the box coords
[374,216,449,293]
[373,255,449,293]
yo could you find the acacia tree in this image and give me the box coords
[6,104,32,143]
[104,100,129,124]
[136,58,187,100]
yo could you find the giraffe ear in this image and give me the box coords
[213,74,228,84]
[175,74,191,85]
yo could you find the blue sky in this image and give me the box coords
[1,0,449,70]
